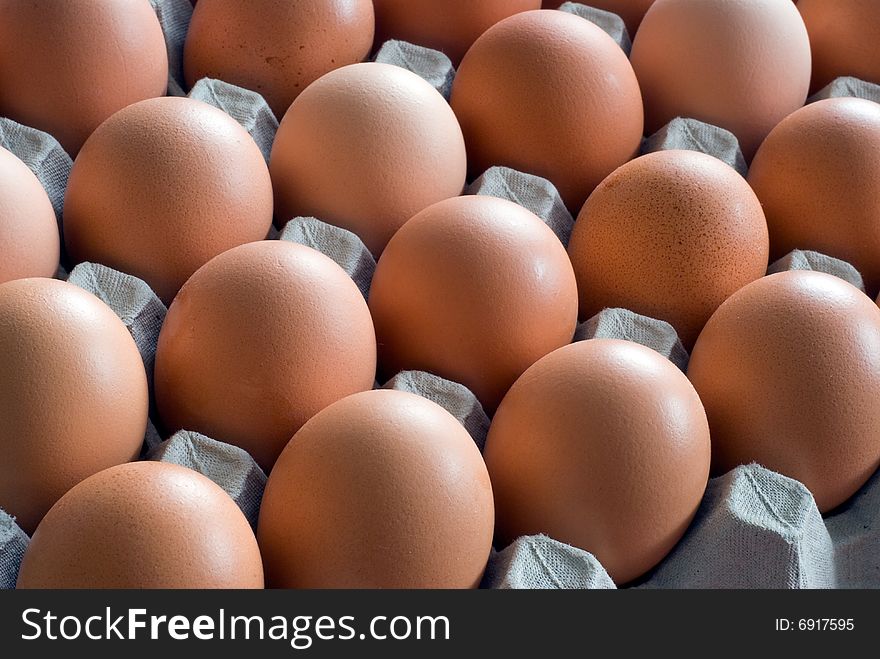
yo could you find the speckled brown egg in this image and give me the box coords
[541,0,655,36]
[0,146,59,284]
[16,462,263,588]
[373,0,540,65]
[0,0,167,155]
[258,389,494,588]
[0,278,148,535]
[484,339,711,585]
[369,195,578,413]
[63,97,273,304]
[688,271,880,513]
[184,0,375,119]
[568,150,768,348]
[154,240,376,471]
[270,62,466,255]
[748,98,880,296]
[799,0,880,93]
[631,0,811,160]
[450,10,643,212]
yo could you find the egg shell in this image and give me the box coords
[688,271,880,513]
[373,0,540,65]
[0,278,148,534]
[16,462,263,588]
[154,240,377,471]
[0,146,59,284]
[0,0,167,155]
[484,339,711,585]
[568,150,769,348]
[368,195,578,412]
[540,0,655,36]
[450,10,643,212]
[799,0,880,93]
[630,0,811,160]
[63,97,274,304]
[748,98,880,297]
[258,389,494,588]
[184,0,375,119]
[270,62,466,255]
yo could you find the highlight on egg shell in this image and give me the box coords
[484,339,711,586]
[0,278,148,535]
[16,461,264,589]
[368,194,578,413]
[269,62,467,256]
[258,389,494,589]
[688,270,880,514]
[154,240,377,472]
[0,146,60,285]
[630,0,811,160]
[748,97,880,297]
[450,9,643,212]
[0,0,168,155]
[62,96,274,305]
[568,149,770,348]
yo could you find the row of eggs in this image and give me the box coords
[8,260,880,588]
[2,0,880,587]
[4,1,880,299]
[2,0,879,158]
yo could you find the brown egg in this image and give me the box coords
[270,62,466,255]
[631,0,811,160]
[484,339,711,585]
[63,97,273,304]
[688,271,880,513]
[748,98,880,296]
[0,279,148,534]
[541,0,655,36]
[369,195,577,412]
[17,462,263,588]
[568,150,769,348]
[0,146,59,284]
[450,10,643,212]
[184,0,375,119]
[258,389,494,588]
[155,240,376,471]
[373,0,540,65]
[799,0,880,93]
[0,0,167,155]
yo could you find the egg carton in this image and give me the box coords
[486,463,880,589]
[3,0,880,590]
[809,76,880,105]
